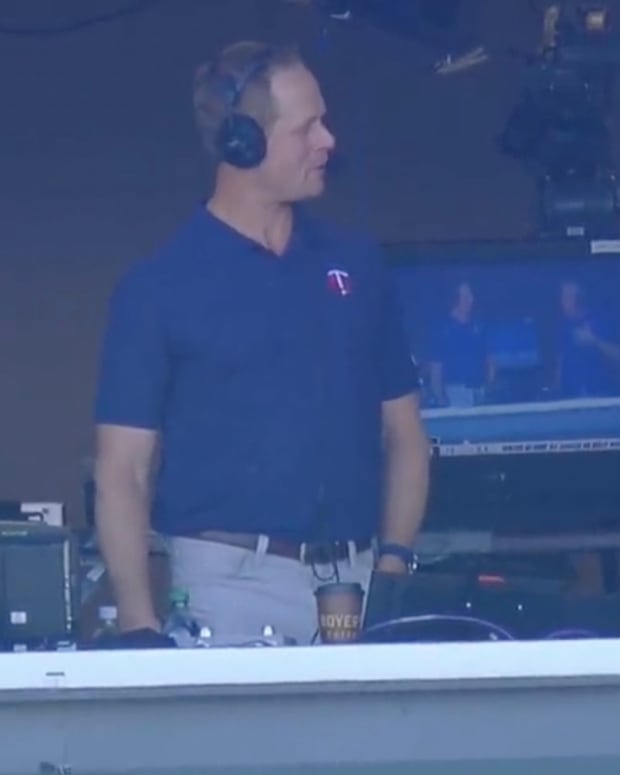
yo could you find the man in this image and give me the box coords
[94,40,429,646]
[429,280,493,407]
[556,279,620,399]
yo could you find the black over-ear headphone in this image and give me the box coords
[213,49,274,169]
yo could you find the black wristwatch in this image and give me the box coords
[378,542,417,572]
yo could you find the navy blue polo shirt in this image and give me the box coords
[94,204,419,542]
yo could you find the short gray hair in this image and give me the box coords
[193,41,302,157]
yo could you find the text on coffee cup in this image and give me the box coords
[319,613,360,630]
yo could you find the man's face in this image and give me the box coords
[258,64,335,202]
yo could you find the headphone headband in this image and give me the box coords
[218,47,275,111]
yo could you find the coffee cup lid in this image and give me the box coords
[314,582,364,597]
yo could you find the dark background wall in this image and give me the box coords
[0,0,616,521]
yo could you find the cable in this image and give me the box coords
[0,0,163,37]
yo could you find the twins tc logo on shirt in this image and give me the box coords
[326,268,352,297]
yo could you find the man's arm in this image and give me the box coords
[378,391,430,573]
[93,263,169,631]
[371,240,429,571]
[592,335,620,362]
[95,424,160,633]
[575,322,620,362]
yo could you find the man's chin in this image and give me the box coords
[289,190,324,204]
[305,179,326,198]
[286,178,327,203]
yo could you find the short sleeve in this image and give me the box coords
[378,259,421,401]
[94,265,169,430]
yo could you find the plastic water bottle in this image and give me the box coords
[163,588,199,647]
[95,605,119,640]
[195,625,214,647]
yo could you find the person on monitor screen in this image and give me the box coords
[556,279,620,399]
[92,41,430,646]
[429,280,494,407]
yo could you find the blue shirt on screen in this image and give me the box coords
[432,316,487,388]
[94,204,419,542]
[559,314,617,398]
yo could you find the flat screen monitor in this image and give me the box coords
[387,237,620,534]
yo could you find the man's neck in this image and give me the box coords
[206,174,293,256]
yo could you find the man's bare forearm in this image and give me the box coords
[381,434,430,549]
[95,477,158,632]
[594,337,620,362]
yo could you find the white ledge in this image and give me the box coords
[0,639,620,694]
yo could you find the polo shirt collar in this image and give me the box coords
[190,201,321,256]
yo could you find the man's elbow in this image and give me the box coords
[382,394,429,453]
[95,456,149,495]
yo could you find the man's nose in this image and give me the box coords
[319,123,336,151]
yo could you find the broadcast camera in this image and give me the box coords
[500,3,619,237]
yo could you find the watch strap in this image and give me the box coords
[378,542,415,568]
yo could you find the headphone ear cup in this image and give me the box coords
[215,113,267,169]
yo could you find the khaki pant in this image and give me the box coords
[169,537,375,646]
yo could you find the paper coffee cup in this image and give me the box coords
[315,582,364,644]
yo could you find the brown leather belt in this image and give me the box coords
[197,530,373,565]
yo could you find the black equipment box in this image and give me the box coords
[362,564,620,643]
[426,441,620,533]
[0,522,78,648]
